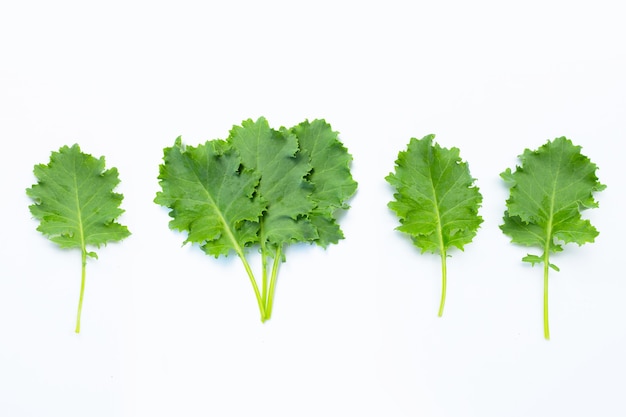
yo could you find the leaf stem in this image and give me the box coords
[259,220,269,309]
[234,248,266,321]
[261,247,269,308]
[438,250,447,317]
[75,249,87,334]
[264,245,282,321]
[544,180,556,340]
[543,251,550,340]
[74,169,87,334]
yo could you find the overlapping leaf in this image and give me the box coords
[154,117,357,321]
[228,118,316,248]
[291,119,358,247]
[154,138,266,258]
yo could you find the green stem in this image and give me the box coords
[259,221,269,308]
[543,251,550,340]
[261,245,269,307]
[264,245,282,321]
[73,172,87,334]
[431,174,447,317]
[438,250,447,317]
[75,249,87,334]
[543,170,559,340]
[235,249,265,321]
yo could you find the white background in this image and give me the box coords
[1,1,625,416]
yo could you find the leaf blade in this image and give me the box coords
[154,137,265,258]
[228,117,316,247]
[500,136,605,339]
[290,119,358,247]
[386,135,483,254]
[500,136,605,258]
[26,144,131,252]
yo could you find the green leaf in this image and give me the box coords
[26,144,130,333]
[290,119,358,247]
[155,136,268,319]
[386,135,483,316]
[27,144,130,249]
[228,117,316,248]
[521,254,559,271]
[501,136,605,253]
[500,136,605,339]
[154,117,357,322]
[522,254,544,266]
[387,135,483,254]
[154,137,265,258]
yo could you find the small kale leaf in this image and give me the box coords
[26,144,131,333]
[501,136,605,339]
[386,134,483,316]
